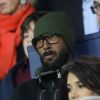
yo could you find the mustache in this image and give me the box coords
[42,50,56,58]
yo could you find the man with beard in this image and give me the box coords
[12,11,76,100]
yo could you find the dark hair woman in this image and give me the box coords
[62,55,100,100]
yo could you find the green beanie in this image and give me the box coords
[34,11,76,50]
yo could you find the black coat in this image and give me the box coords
[12,71,67,100]
[0,59,29,100]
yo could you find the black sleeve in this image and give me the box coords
[12,79,40,100]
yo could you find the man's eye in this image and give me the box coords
[38,39,43,43]
[36,39,43,46]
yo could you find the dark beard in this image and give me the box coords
[40,48,70,72]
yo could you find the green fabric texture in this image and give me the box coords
[34,11,76,50]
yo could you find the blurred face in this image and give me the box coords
[23,21,35,57]
[35,34,70,70]
[94,0,100,16]
[0,0,20,14]
[94,0,100,25]
[67,72,97,100]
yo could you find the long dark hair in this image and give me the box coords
[62,55,100,95]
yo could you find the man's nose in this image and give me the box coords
[43,40,51,50]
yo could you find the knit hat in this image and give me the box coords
[33,11,76,50]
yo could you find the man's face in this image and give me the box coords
[0,0,20,14]
[35,33,70,70]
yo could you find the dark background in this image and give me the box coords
[35,0,84,36]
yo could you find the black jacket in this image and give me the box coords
[0,59,30,100]
[12,70,67,100]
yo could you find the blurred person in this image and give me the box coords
[82,0,99,34]
[62,55,100,100]
[0,0,36,80]
[12,11,77,100]
[15,11,47,85]
[91,0,100,16]
[91,0,100,27]
[0,12,46,100]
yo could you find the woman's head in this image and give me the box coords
[21,11,47,57]
[62,55,100,100]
